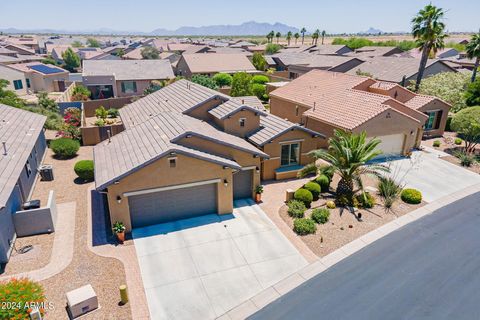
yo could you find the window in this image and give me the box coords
[121,81,137,93]
[280,143,300,166]
[424,110,443,130]
[26,78,30,88]
[169,157,177,168]
[25,161,32,178]
[13,80,23,90]
[239,118,246,127]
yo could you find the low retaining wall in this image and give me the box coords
[83,97,136,117]
[13,190,57,237]
[81,124,124,146]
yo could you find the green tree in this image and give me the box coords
[71,85,91,101]
[86,38,101,48]
[252,52,268,71]
[286,31,292,46]
[294,32,300,45]
[321,30,326,45]
[265,43,281,55]
[212,73,233,87]
[144,80,164,95]
[466,31,480,83]
[451,106,480,153]
[62,47,80,72]
[411,4,447,91]
[275,32,281,44]
[312,29,320,45]
[465,80,480,107]
[251,75,270,85]
[141,46,160,59]
[37,92,58,112]
[266,31,275,43]
[230,72,252,97]
[0,79,25,108]
[41,56,59,66]
[191,75,218,90]
[71,40,83,48]
[307,130,389,204]
[251,83,266,100]
[300,27,307,45]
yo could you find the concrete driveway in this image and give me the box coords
[133,199,307,320]
[382,149,480,202]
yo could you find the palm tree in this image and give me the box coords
[275,32,281,44]
[412,4,447,92]
[466,30,480,83]
[307,130,389,204]
[266,31,275,43]
[312,29,320,45]
[294,33,300,45]
[321,30,326,45]
[300,27,307,45]
[286,31,293,46]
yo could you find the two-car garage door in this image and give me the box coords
[372,134,405,157]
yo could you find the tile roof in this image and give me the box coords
[82,59,174,81]
[307,44,351,55]
[0,104,46,208]
[404,94,437,110]
[231,96,266,111]
[208,99,267,120]
[346,46,402,58]
[122,47,143,60]
[180,53,256,74]
[272,52,362,69]
[7,62,68,75]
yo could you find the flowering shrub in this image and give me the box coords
[0,278,46,319]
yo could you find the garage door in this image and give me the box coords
[233,169,253,200]
[128,183,217,228]
[374,134,405,156]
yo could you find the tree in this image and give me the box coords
[191,75,218,90]
[141,46,160,59]
[41,56,59,66]
[144,80,164,95]
[294,33,300,45]
[411,4,447,92]
[266,31,275,43]
[251,75,270,85]
[37,92,58,112]
[212,73,233,87]
[62,48,80,72]
[230,72,252,97]
[307,130,389,204]
[71,40,83,48]
[275,32,281,44]
[312,29,320,45]
[265,43,281,55]
[71,85,91,101]
[416,72,470,112]
[86,38,101,48]
[321,30,326,45]
[465,80,480,107]
[286,31,292,46]
[451,106,480,153]
[251,83,266,100]
[300,27,307,45]
[466,31,480,83]
[252,52,268,71]
[0,79,25,108]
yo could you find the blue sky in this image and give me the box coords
[0,0,478,33]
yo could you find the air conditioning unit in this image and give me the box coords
[66,284,99,319]
[39,164,54,181]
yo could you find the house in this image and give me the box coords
[346,46,404,58]
[6,62,70,93]
[280,54,364,79]
[0,64,27,95]
[0,104,47,263]
[305,44,353,55]
[176,53,257,77]
[406,47,460,59]
[269,70,451,156]
[346,57,457,85]
[2,43,35,56]
[94,79,323,232]
[5,37,40,53]
[82,60,175,99]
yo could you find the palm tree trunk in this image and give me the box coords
[336,178,354,205]
[321,35,324,45]
[471,57,479,83]
[414,46,430,92]
[302,35,304,45]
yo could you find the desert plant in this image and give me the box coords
[454,137,463,145]
[0,278,46,319]
[316,174,330,192]
[378,176,403,209]
[356,192,376,208]
[433,140,441,147]
[71,85,91,101]
[287,200,306,218]
[251,83,266,100]
[94,119,105,127]
[141,46,160,59]
[50,138,80,158]
[293,218,316,235]
[294,188,314,207]
[304,182,321,199]
[112,221,126,233]
[297,163,318,178]
[95,106,108,120]
[451,106,480,153]
[311,208,330,224]
[454,151,476,167]
[107,108,119,118]
[326,200,336,209]
[254,185,264,194]
[401,188,422,204]
[74,160,94,181]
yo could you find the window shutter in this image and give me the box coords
[435,110,443,129]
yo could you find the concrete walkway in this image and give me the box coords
[220,183,480,320]
[0,202,76,282]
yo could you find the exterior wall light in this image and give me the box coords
[255,167,260,173]
[224,179,228,187]
[116,195,122,204]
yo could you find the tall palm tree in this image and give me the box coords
[300,27,307,45]
[267,30,275,43]
[275,32,281,44]
[307,130,389,204]
[412,4,447,92]
[286,31,293,46]
[312,29,320,45]
[321,30,326,45]
[294,32,300,45]
[466,30,480,83]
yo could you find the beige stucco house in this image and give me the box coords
[175,53,257,77]
[0,64,27,96]
[6,62,69,93]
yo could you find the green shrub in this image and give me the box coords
[454,137,463,145]
[315,174,330,192]
[0,278,46,319]
[401,188,422,204]
[107,108,119,118]
[378,176,403,209]
[251,75,270,85]
[287,200,306,218]
[94,119,105,127]
[251,83,266,100]
[356,192,376,208]
[311,208,330,224]
[304,182,321,199]
[74,160,94,181]
[95,106,108,120]
[454,151,476,167]
[445,116,453,131]
[326,200,336,209]
[294,188,313,206]
[212,73,233,87]
[318,164,335,181]
[433,140,441,147]
[50,138,80,158]
[293,218,316,235]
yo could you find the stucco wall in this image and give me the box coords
[0,65,27,95]
[115,80,155,98]
[175,57,192,78]
[221,109,260,138]
[18,131,47,200]
[0,186,21,263]
[418,99,451,137]
[186,98,224,121]
[269,96,310,125]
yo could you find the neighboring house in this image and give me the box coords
[346,57,457,85]
[0,64,28,95]
[6,62,70,93]
[2,43,35,56]
[346,46,404,58]
[5,37,40,53]
[305,44,353,55]
[176,53,257,77]
[406,47,460,59]
[82,59,175,99]
[283,55,364,79]
[94,79,323,232]
[269,70,451,156]
[0,104,47,263]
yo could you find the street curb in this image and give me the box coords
[218,183,480,320]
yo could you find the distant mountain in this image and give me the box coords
[361,27,384,35]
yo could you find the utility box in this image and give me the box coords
[285,189,295,202]
[66,284,99,319]
[39,164,54,181]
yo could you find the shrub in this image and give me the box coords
[454,151,476,167]
[50,138,80,158]
[74,160,94,181]
[311,208,330,224]
[0,278,46,319]
[107,108,119,118]
[304,182,321,199]
[297,163,317,178]
[94,119,105,127]
[454,137,463,145]
[287,200,306,218]
[326,200,336,209]
[95,106,108,120]
[251,83,266,100]
[315,174,330,192]
[401,188,422,204]
[318,164,335,181]
[378,176,403,209]
[212,73,233,87]
[433,140,441,147]
[252,53,268,71]
[294,188,313,206]
[293,218,316,235]
[445,116,453,132]
[251,75,270,85]
[356,192,376,208]
[265,43,282,54]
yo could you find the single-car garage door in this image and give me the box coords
[128,182,217,228]
[233,169,253,200]
[373,134,405,156]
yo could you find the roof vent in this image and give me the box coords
[2,141,6,155]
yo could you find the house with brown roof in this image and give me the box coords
[94,79,323,231]
[269,70,451,156]
[346,46,404,58]
[176,53,257,77]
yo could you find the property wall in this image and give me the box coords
[105,154,234,232]
[81,123,125,146]
[0,65,27,95]
[269,96,310,125]
[418,99,451,137]
[220,110,260,138]
[83,96,134,117]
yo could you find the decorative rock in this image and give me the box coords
[349,225,353,228]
